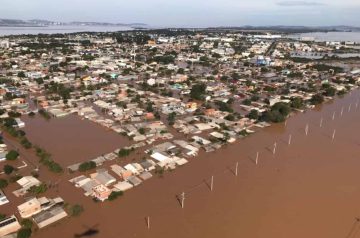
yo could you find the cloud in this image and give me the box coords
[277,1,326,6]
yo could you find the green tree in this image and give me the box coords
[17,71,26,78]
[310,94,324,105]
[69,204,84,216]
[28,183,47,194]
[248,109,259,120]
[17,228,32,238]
[108,191,124,201]
[0,179,8,189]
[20,219,33,229]
[167,112,177,125]
[263,102,290,123]
[324,86,336,97]
[6,150,19,161]
[3,164,15,175]
[78,161,96,172]
[138,128,146,135]
[118,148,132,157]
[190,83,206,100]
[290,97,304,109]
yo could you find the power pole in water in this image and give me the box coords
[305,124,309,136]
[180,192,185,208]
[210,176,214,191]
[288,134,292,145]
[273,142,277,155]
[320,117,323,128]
[235,162,239,176]
[348,104,352,112]
[332,111,336,120]
[332,129,336,141]
[256,152,259,165]
[341,107,344,117]
[147,216,150,229]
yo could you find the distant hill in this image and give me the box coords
[0,18,148,28]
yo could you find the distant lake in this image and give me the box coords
[288,31,360,43]
[0,25,133,36]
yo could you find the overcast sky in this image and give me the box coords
[1,0,359,27]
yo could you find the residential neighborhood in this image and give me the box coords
[0,28,360,238]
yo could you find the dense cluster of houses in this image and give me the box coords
[0,29,360,237]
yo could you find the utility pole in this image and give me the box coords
[210,176,214,191]
[341,107,344,117]
[332,129,336,141]
[235,162,239,176]
[305,123,309,136]
[180,192,185,208]
[332,111,336,121]
[320,117,323,128]
[348,104,352,112]
[288,134,292,145]
[273,142,277,155]
[256,152,259,165]
[146,216,150,229]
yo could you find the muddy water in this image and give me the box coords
[7,90,360,238]
[21,114,131,166]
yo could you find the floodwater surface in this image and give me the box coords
[4,90,360,238]
[22,114,130,166]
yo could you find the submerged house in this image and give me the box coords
[0,215,21,237]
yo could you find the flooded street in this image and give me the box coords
[4,90,360,238]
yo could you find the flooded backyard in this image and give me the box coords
[21,114,130,166]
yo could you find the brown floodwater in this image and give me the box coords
[21,114,131,166]
[3,90,360,238]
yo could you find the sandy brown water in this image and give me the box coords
[21,114,131,166]
[2,90,360,238]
